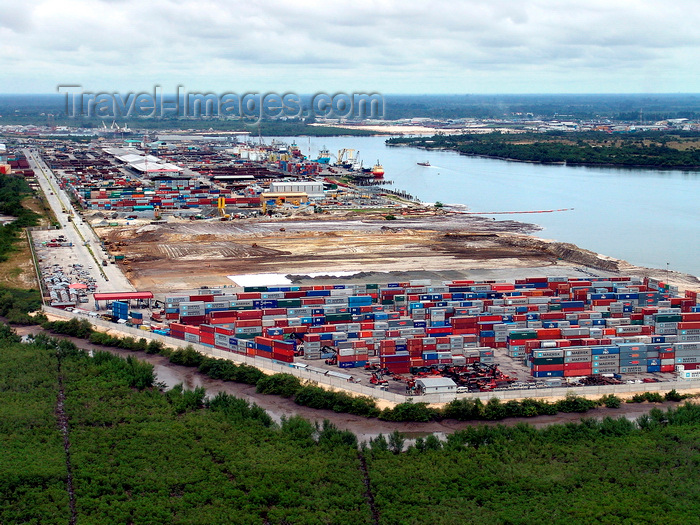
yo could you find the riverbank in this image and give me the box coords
[13,324,699,443]
[386,132,700,170]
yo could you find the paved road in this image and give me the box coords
[25,148,135,295]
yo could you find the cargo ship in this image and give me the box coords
[371,161,384,179]
[316,147,331,164]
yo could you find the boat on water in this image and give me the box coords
[316,146,331,164]
[417,161,430,166]
[371,161,384,179]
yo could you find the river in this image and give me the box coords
[15,325,688,443]
[267,135,700,277]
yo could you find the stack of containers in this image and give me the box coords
[591,346,620,374]
[112,301,129,320]
[530,349,564,378]
[129,311,143,326]
[158,277,698,374]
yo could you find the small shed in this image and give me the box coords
[416,377,457,395]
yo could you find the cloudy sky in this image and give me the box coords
[1,0,698,94]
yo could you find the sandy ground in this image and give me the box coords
[95,211,699,295]
[309,123,493,135]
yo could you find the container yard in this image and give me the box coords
[92,274,700,396]
[10,136,700,399]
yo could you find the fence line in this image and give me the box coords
[42,306,700,405]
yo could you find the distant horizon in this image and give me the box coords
[1,92,700,97]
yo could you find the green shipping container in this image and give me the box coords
[325,313,353,322]
[277,299,302,308]
[656,315,682,323]
[234,333,258,340]
[532,357,565,365]
[509,331,538,340]
[244,286,268,292]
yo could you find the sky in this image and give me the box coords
[1,0,699,94]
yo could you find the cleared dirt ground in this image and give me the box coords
[99,213,547,292]
[96,211,700,293]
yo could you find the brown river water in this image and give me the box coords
[15,325,685,442]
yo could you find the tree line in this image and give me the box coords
[42,318,692,424]
[4,324,700,523]
[388,132,700,169]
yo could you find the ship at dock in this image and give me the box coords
[316,147,331,164]
[370,161,384,179]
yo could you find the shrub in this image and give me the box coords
[165,384,206,414]
[442,398,485,421]
[600,394,622,408]
[664,389,684,402]
[644,392,664,403]
[256,373,302,398]
[380,400,439,422]
[207,392,273,427]
[168,345,205,367]
[483,398,507,420]
[556,393,597,413]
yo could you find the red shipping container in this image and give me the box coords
[564,368,591,377]
[237,292,261,300]
[565,361,593,370]
[301,298,325,305]
[531,364,564,373]
[211,311,238,319]
[537,328,562,339]
[236,319,262,328]
[238,310,263,320]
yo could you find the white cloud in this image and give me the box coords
[0,0,699,93]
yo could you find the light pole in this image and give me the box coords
[666,262,670,284]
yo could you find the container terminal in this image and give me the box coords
[5,136,700,400]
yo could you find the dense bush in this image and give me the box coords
[7,331,700,523]
[600,394,622,408]
[555,393,598,413]
[207,391,273,427]
[665,389,686,402]
[0,286,46,325]
[256,373,302,398]
[380,400,439,422]
[629,392,666,404]
[43,318,94,338]
[0,174,40,264]
[41,322,694,423]
[168,345,205,367]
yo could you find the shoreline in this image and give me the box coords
[393,143,700,171]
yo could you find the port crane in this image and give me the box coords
[335,149,362,170]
